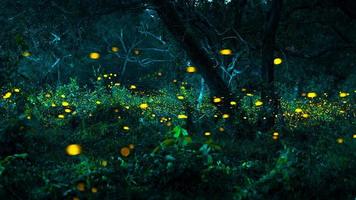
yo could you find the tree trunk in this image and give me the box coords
[151,0,232,100]
[260,0,283,131]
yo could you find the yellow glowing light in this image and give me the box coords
[241,88,247,92]
[120,147,130,157]
[45,93,51,98]
[352,134,356,139]
[134,49,140,55]
[177,95,184,100]
[22,51,31,57]
[96,101,101,105]
[273,132,279,136]
[339,92,349,98]
[178,114,188,119]
[62,101,70,106]
[139,103,148,110]
[128,144,135,149]
[336,138,344,144]
[219,127,225,132]
[274,58,283,65]
[307,92,317,98]
[219,49,232,55]
[111,46,119,52]
[91,187,98,193]
[123,126,130,131]
[272,135,279,140]
[14,88,20,93]
[204,132,211,136]
[230,101,237,106]
[61,94,66,98]
[186,66,197,73]
[101,160,108,166]
[3,92,12,99]
[213,97,222,103]
[130,85,137,89]
[255,100,263,106]
[89,52,100,60]
[77,182,85,191]
[51,103,56,107]
[66,144,81,156]
[27,116,31,120]
[64,108,72,113]
[222,114,230,119]
[295,108,303,113]
[97,76,102,81]
[246,93,254,97]
[58,114,65,119]
[302,113,309,118]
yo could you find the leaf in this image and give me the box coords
[181,128,188,136]
[172,126,181,138]
[182,136,192,146]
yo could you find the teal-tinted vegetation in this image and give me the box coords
[1,0,355,199]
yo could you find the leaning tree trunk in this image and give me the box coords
[260,0,283,131]
[151,0,232,100]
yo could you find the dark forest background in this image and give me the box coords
[0,0,355,199]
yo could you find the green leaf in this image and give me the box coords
[172,126,181,138]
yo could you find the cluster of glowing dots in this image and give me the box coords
[75,182,98,194]
[272,132,279,140]
[339,92,349,98]
[66,144,82,156]
[219,49,233,55]
[293,108,310,118]
[186,66,197,73]
[97,73,118,81]
[56,101,71,119]
[2,88,20,99]
[2,92,12,99]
